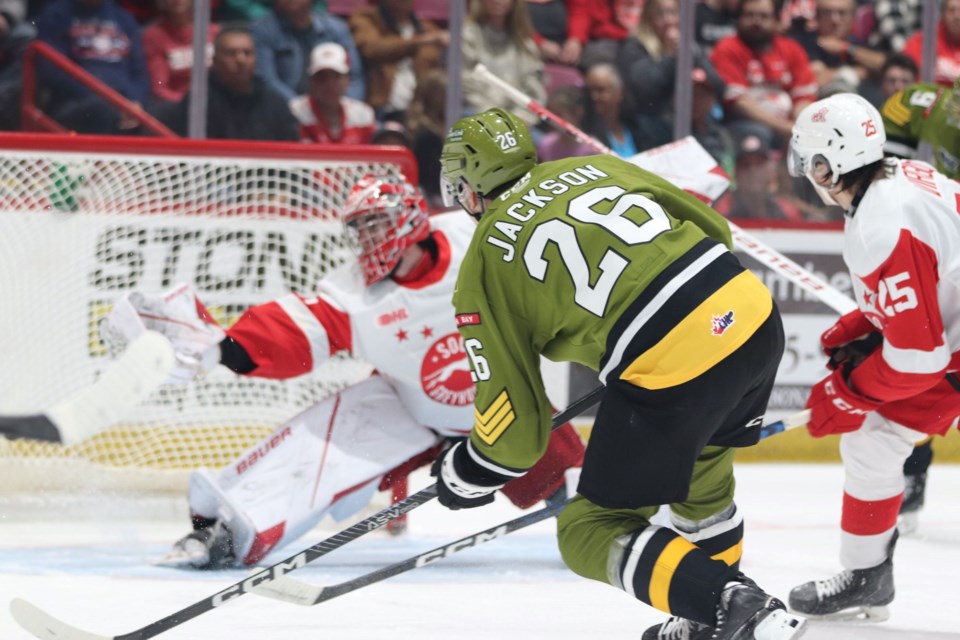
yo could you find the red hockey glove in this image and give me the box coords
[431,440,506,510]
[820,310,879,370]
[805,367,880,438]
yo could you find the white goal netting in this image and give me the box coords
[0,134,418,504]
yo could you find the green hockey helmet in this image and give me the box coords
[440,108,537,211]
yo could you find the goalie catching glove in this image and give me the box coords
[100,283,225,385]
[431,440,508,510]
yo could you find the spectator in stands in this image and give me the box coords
[527,0,584,66]
[714,134,806,221]
[902,0,960,86]
[792,0,885,95]
[568,0,640,69]
[869,0,922,54]
[406,69,446,208]
[695,0,739,52]
[251,0,363,105]
[582,62,654,157]
[348,0,447,122]
[143,0,219,107]
[462,0,546,128]
[371,119,413,147]
[35,0,149,135]
[0,1,24,23]
[290,42,375,144]
[619,0,719,118]
[0,2,33,130]
[218,0,321,22]
[690,66,736,176]
[163,26,299,140]
[536,85,595,161]
[710,0,818,146]
[879,52,919,101]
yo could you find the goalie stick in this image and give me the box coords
[239,409,814,607]
[9,385,605,640]
[471,64,858,317]
[0,330,176,446]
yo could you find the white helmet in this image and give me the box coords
[788,93,885,200]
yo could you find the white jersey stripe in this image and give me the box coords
[276,293,331,369]
[466,439,526,478]
[599,244,728,381]
[620,526,661,598]
[882,339,951,375]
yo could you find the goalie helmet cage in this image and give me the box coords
[0,133,417,516]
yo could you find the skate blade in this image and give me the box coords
[791,605,889,623]
[755,610,807,640]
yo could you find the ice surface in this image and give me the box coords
[0,463,958,639]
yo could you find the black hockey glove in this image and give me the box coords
[431,439,505,510]
[826,331,883,371]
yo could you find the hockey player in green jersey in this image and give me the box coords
[434,107,806,640]
[881,80,960,179]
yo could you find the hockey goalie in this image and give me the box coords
[101,174,585,569]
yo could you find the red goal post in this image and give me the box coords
[0,134,418,499]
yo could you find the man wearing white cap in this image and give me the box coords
[289,42,376,144]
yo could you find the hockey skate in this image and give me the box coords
[641,616,712,640]
[897,471,926,535]
[711,579,806,640]
[156,520,236,570]
[642,579,805,640]
[788,532,896,622]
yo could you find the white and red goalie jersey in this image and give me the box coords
[226,212,475,435]
[844,159,960,433]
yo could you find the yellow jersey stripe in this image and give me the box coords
[476,390,509,424]
[649,537,697,612]
[883,99,911,127]
[620,270,772,389]
[475,410,516,445]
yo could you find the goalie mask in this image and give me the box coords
[788,93,885,206]
[343,175,430,285]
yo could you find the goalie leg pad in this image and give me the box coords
[187,375,439,566]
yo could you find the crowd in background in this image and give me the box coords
[1,0,957,219]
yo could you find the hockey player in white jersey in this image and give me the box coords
[102,175,585,569]
[786,93,960,621]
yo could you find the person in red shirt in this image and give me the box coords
[143,0,220,105]
[902,0,960,87]
[289,42,376,145]
[710,0,818,145]
[567,0,641,68]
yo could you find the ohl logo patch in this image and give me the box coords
[712,310,735,336]
[420,332,476,406]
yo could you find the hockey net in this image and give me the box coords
[0,134,417,513]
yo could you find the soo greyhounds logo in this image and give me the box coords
[420,332,475,406]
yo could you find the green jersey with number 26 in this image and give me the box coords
[452,154,733,472]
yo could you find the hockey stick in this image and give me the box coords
[0,331,176,446]
[9,385,605,640]
[247,409,814,607]
[472,64,858,316]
